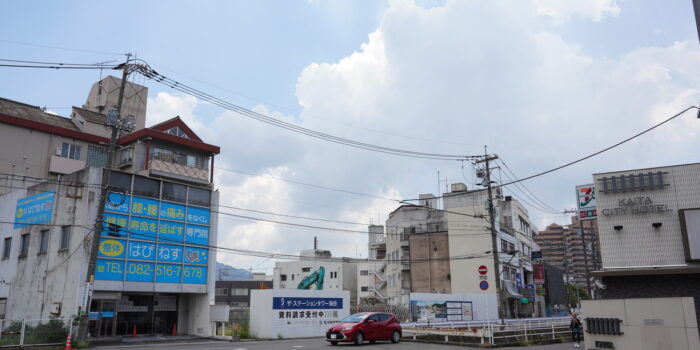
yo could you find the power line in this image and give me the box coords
[496,159,564,214]
[133,64,479,161]
[497,105,700,187]
[0,39,124,56]
[0,63,118,70]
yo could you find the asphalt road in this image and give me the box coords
[95,338,578,350]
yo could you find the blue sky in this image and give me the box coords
[2,1,700,272]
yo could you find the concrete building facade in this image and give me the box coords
[582,163,700,350]
[357,225,387,304]
[273,249,358,308]
[0,77,221,338]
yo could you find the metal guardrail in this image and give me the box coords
[402,316,570,329]
[0,318,73,347]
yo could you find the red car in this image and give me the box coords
[325,312,402,345]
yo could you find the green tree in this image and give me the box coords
[565,284,590,308]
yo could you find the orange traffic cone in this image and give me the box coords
[132,324,137,337]
[171,323,177,336]
[64,333,72,350]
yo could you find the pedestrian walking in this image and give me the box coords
[570,313,582,347]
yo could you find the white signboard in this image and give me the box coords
[250,289,350,339]
[576,184,597,220]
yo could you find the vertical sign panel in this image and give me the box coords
[533,264,545,284]
[576,184,597,221]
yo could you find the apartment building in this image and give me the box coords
[536,219,599,287]
[0,76,220,338]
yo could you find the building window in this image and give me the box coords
[133,175,160,198]
[162,182,187,203]
[60,143,82,160]
[215,288,229,296]
[109,172,132,193]
[2,237,11,259]
[188,186,211,207]
[19,233,29,257]
[59,226,71,250]
[360,270,369,276]
[280,274,287,281]
[501,239,509,252]
[508,242,515,254]
[232,288,249,296]
[87,145,108,168]
[230,301,248,307]
[361,286,369,292]
[39,230,49,254]
[301,267,311,272]
[0,298,6,319]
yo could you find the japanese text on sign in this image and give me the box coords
[14,191,55,228]
[273,297,343,310]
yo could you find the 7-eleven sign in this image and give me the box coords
[576,184,597,220]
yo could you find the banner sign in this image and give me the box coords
[410,300,473,322]
[273,297,343,310]
[576,184,597,221]
[14,191,55,228]
[96,193,210,284]
[533,264,545,284]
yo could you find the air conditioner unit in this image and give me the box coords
[55,147,62,156]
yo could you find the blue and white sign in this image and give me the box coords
[127,241,155,260]
[273,297,343,310]
[131,197,159,218]
[105,193,130,213]
[156,244,183,263]
[156,263,183,283]
[185,224,209,246]
[186,206,210,225]
[125,261,155,282]
[98,192,211,285]
[95,259,125,281]
[14,191,55,228]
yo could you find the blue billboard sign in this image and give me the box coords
[131,197,159,218]
[156,244,183,263]
[14,191,55,228]
[272,297,343,310]
[156,263,183,283]
[95,259,125,281]
[97,193,211,285]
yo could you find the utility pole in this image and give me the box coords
[78,54,132,341]
[578,222,592,298]
[475,146,503,322]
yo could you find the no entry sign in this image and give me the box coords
[478,265,488,275]
[479,280,489,290]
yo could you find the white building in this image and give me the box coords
[273,249,358,308]
[582,163,700,350]
[357,225,387,304]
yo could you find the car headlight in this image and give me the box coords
[342,325,355,331]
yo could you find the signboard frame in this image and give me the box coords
[576,184,597,221]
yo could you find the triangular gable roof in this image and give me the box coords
[149,116,203,142]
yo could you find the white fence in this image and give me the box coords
[402,316,573,346]
[0,318,73,347]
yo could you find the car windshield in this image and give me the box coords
[340,313,369,323]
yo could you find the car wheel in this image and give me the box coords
[369,340,376,344]
[391,330,400,343]
[330,341,338,346]
[353,332,364,345]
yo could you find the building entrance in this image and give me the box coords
[89,293,179,337]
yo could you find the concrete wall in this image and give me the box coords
[582,297,700,350]
[4,168,99,320]
[409,232,451,294]
[249,289,350,339]
[0,123,97,182]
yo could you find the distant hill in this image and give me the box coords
[215,262,252,280]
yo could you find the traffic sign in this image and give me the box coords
[479,281,489,290]
[478,265,488,275]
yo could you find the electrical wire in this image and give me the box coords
[134,64,480,161]
[0,39,124,56]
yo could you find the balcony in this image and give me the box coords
[148,158,209,184]
[48,155,85,175]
